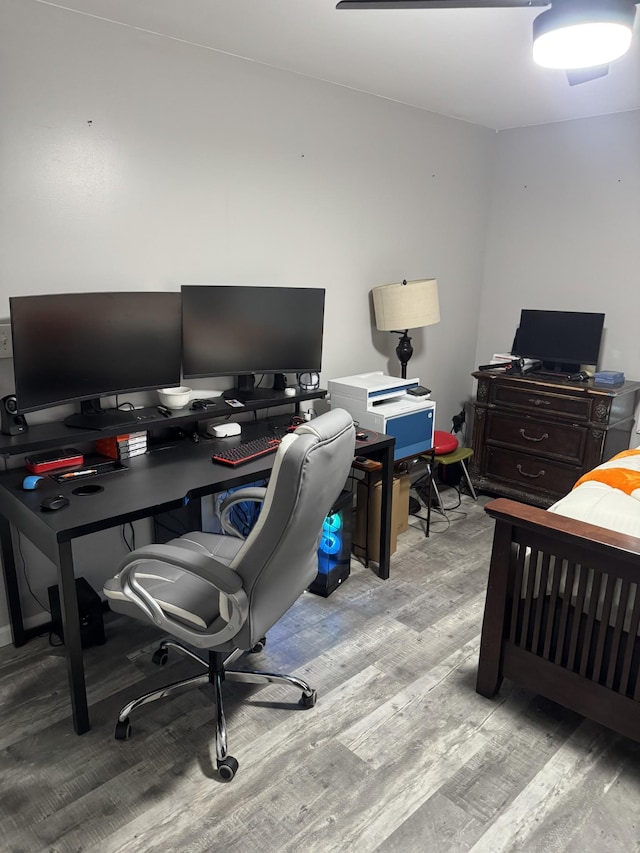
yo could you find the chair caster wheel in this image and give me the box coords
[152,647,169,666]
[250,637,267,653]
[299,689,317,708]
[115,718,132,740]
[217,756,239,781]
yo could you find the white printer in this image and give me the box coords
[328,371,435,461]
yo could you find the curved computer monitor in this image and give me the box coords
[514,309,605,374]
[10,291,182,429]
[181,285,325,399]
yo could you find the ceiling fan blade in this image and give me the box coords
[566,65,609,85]
[336,1,549,8]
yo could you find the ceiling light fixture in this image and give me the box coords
[533,0,637,70]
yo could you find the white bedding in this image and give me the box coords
[527,448,640,633]
[548,448,640,538]
[548,479,640,538]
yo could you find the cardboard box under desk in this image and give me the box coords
[354,474,400,563]
[395,471,411,534]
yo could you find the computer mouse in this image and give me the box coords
[23,475,44,490]
[40,494,70,512]
[356,432,369,441]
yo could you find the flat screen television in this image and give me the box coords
[10,291,182,429]
[513,309,605,375]
[181,285,325,400]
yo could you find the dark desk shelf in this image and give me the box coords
[0,389,327,458]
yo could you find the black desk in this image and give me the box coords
[0,415,394,734]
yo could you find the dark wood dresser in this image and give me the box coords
[469,371,640,507]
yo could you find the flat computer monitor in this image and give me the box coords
[181,285,325,399]
[10,291,182,429]
[513,309,605,375]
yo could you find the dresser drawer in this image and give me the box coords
[484,446,580,498]
[490,384,593,422]
[485,411,587,465]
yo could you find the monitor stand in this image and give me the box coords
[223,374,284,402]
[532,361,581,381]
[64,398,140,431]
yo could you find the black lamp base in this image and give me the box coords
[395,331,413,379]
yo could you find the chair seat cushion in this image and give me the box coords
[104,532,245,631]
[433,446,473,465]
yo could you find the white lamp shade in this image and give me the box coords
[372,278,440,331]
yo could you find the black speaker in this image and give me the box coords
[48,577,106,648]
[1,395,28,435]
[273,372,288,391]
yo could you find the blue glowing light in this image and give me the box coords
[320,532,342,555]
[323,512,342,533]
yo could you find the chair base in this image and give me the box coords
[114,639,317,782]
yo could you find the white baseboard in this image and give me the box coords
[0,612,51,648]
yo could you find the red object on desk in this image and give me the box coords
[212,437,281,467]
[24,448,84,474]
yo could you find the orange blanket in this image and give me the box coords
[573,449,640,496]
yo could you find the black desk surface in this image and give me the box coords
[0,415,393,559]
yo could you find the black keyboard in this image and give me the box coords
[212,436,281,467]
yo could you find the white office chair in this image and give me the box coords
[104,408,355,781]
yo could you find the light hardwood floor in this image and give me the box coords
[1,493,639,853]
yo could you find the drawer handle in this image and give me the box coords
[528,398,551,407]
[519,428,549,443]
[516,464,545,479]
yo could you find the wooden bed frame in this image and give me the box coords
[476,498,640,742]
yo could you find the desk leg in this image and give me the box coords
[377,443,393,580]
[56,540,90,735]
[185,496,203,530]
[0,517,26,646]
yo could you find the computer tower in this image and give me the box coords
[308,490,352,597]
[48,577,106,648]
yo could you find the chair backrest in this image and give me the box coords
[231,407,355,647]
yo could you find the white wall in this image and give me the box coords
[0,0,494,640]
[477,110,640,377]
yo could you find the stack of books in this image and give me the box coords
[95,431,148,461]
[594,370,625,386]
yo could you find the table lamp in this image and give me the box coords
[372,278,440,378]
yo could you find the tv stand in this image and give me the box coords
[540,360,580,374]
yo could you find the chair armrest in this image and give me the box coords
[116,544,249,648]
[219,487,267,537]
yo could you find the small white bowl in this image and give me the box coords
[158,386,192,409]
